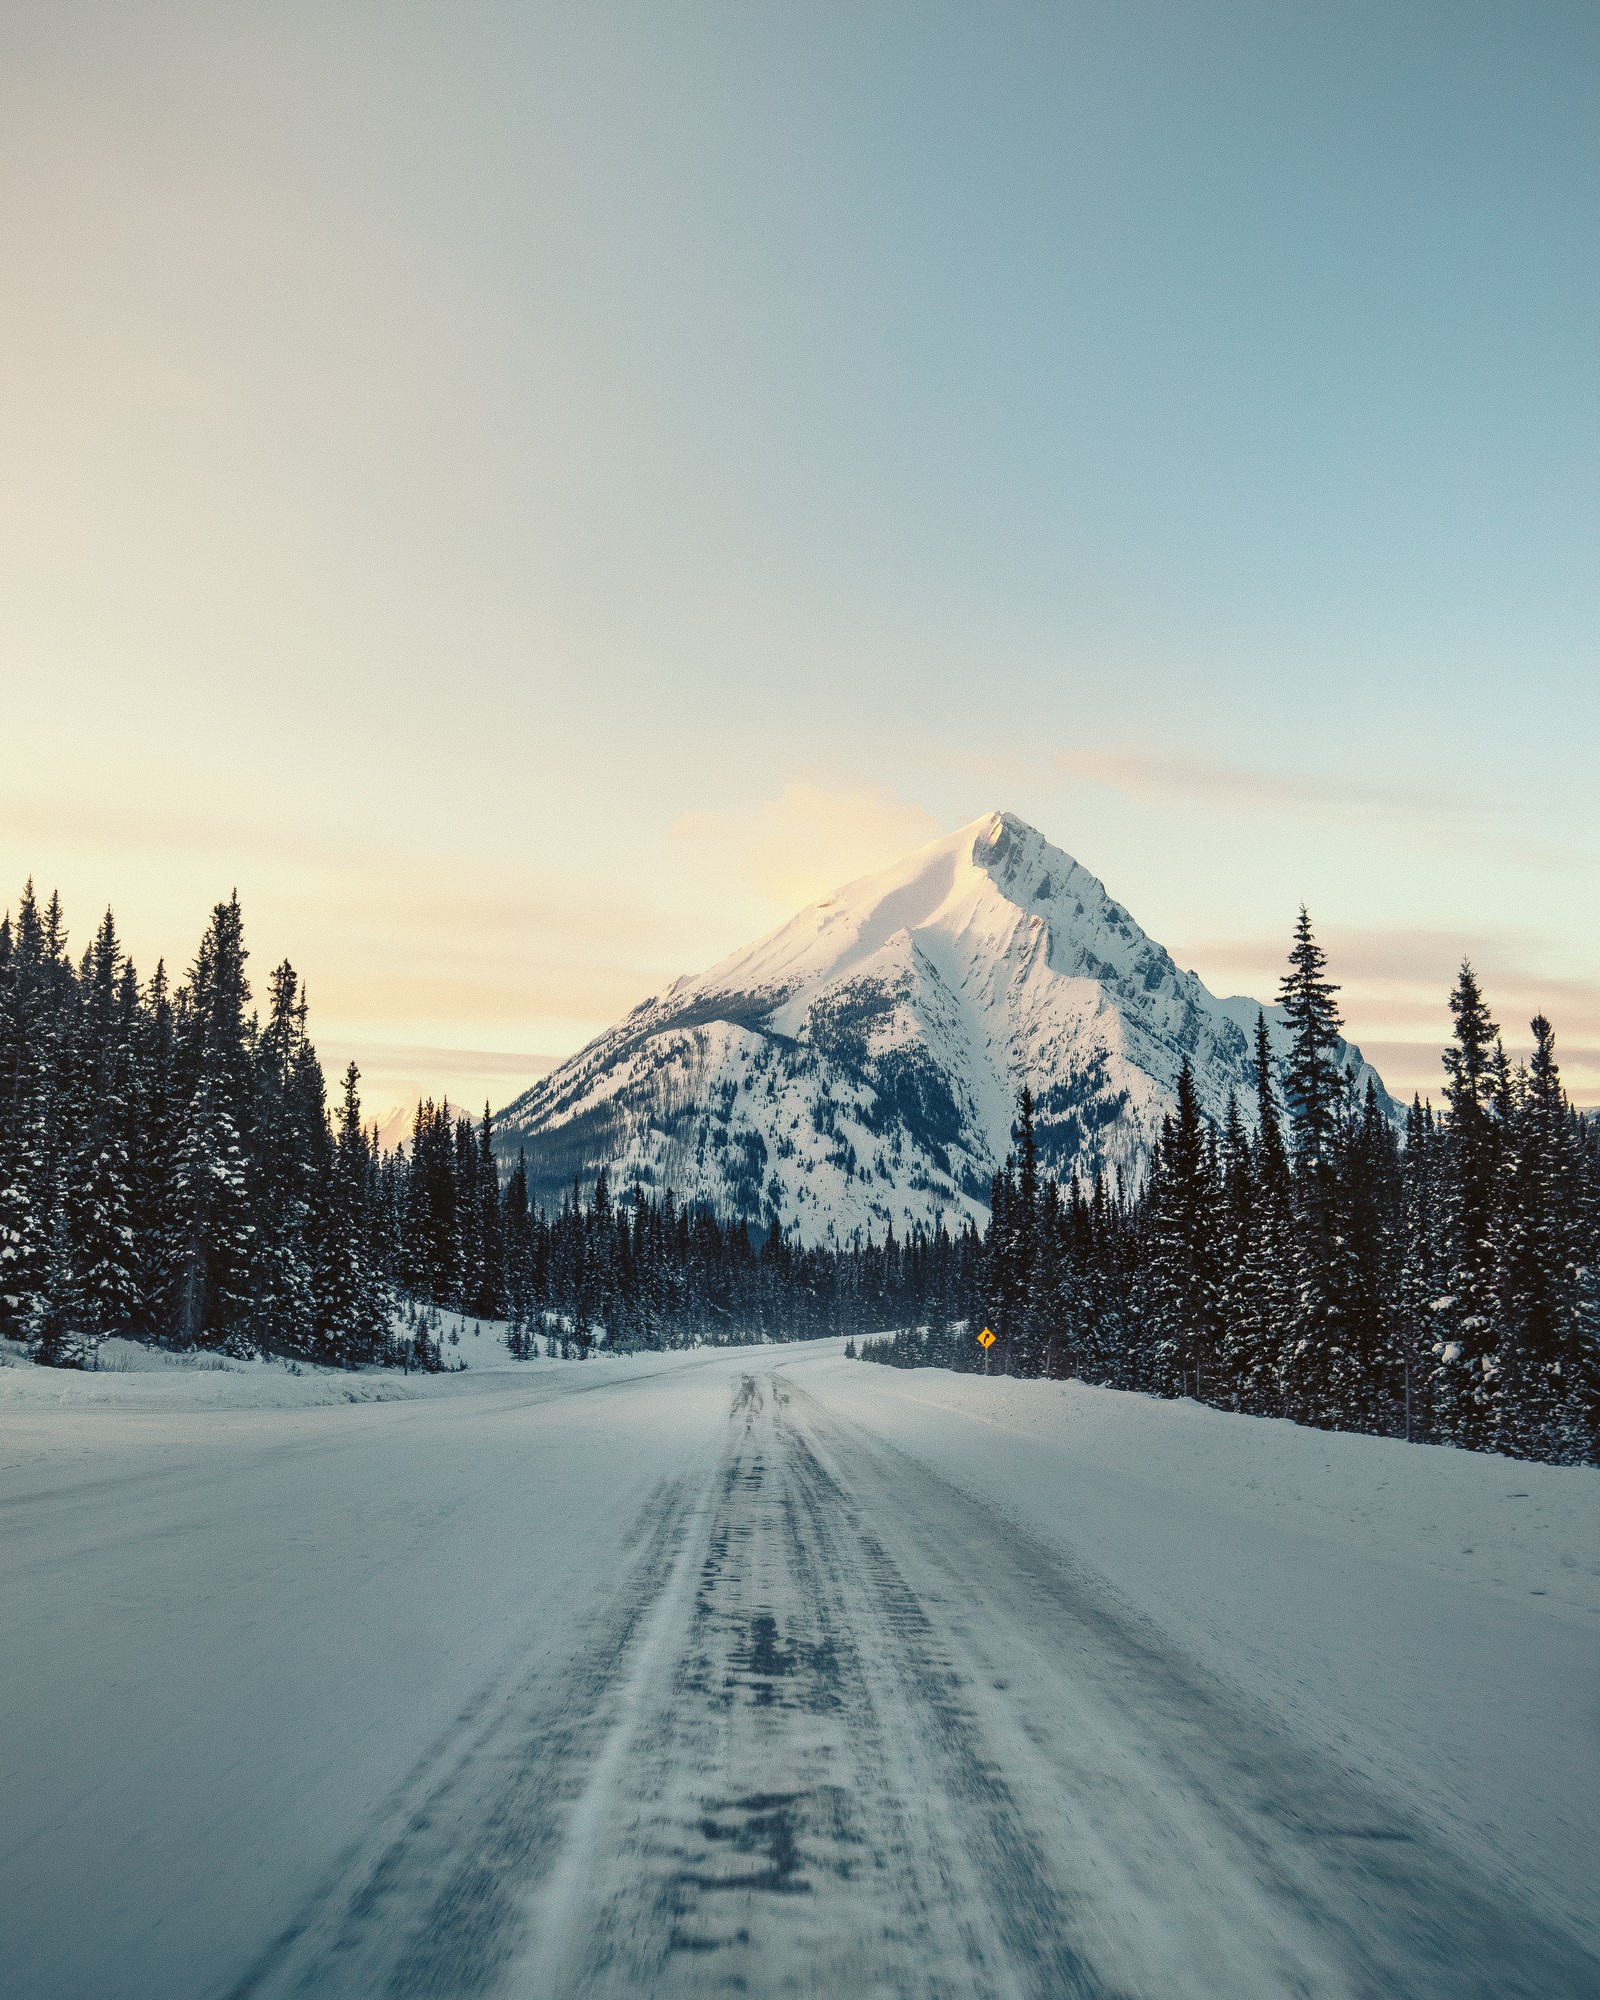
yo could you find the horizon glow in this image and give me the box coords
[2,3,1595,1116]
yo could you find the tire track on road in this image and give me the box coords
[226,1358,1600,1999]
[783,1371,1600,2000]
[531,1370,1119,1999]
[227,1473,704,2000]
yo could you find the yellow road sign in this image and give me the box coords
[977,1327,996,1349]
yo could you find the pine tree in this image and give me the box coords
[1142,1062,1219,1399]
[1278,909,1345,1171]
[1433,962,1504,1448]
[1223,1014,1298,1415]
[501,1148,535,1347]
[1212,1091,1254,1407]
[1495,1018,1593,1461]
[164,896,256,1351]
[404,1100,459,1306]
[1328,1078,1401,1432]
[0,886,70,1345]
[473,1105,504,1320]
[1393,1096,1443,1441]
[130,961,175,1330]
[1276,913,1352,1425]
[66,912,140,1341]
[313,1063,389,1365]
[250,963,321,1354]
[1011,1086,1043,1373]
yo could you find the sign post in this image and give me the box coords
[977,1325,996,1376]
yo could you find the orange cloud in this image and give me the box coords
[673,781,941,910]
[309,970,654,1023]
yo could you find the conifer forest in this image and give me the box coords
[2,882,1595,1465]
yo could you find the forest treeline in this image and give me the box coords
[0,883,943,1367]
[861,914,1600,1466]
[1,883,1595,1462]
[0,887,394,1366]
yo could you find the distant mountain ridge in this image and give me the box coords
[498,812,1394,1241]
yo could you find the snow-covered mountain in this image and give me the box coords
[498,812,1393,1241]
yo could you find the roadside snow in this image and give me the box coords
[822,1364,1600,1613]
[0,1326,729,1498]
[796,1353,1600,1952]
[0,1321,681,1418]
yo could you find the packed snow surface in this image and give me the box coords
[498,811,1392,1239]
[2,1339,1595,1998]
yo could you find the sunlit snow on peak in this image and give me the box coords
[498,813,1393,1243]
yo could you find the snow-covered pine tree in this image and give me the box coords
[454,1110,486,1316]
[1142,1062,1219,1400]
[1494,1017,1594,1462]
[1083,1167,1129,1389]
[1393,1097,1442,1440]
[635,1177,666,1350]
[1212,1091,1254,1408]
[1576,1116,1600,1461]
[130,959,175,1328]
[473,1105,504,1321]
[1278,909,1344,1173]
[1012,1088,1044,1375]
[0,886,73,1349]
[972,1090,1051,1376]
[1221,1013,1298,1415]
[66,911,141,1343]
[403,1100,460,1306]
[250,963,322,1355]
[0,914,52,1338]
[1432,962,1504,1448]
[1041,1169,1089,1381]
[1276,912,1350,1425]
[312,1062,388,1365]
[1327,1077,1402,1433]
[501,1148,535,1344]
[163,896,257,1351]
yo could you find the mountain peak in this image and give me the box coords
[499,817,1392,1242]
[971,806,1031,858]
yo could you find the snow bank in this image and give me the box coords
[0,1320,711,1422]
[0,1334,462,1414]
[827,1363,1600,1613]
[799,1352,1600,1950]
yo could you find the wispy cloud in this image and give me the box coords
[1055,746,1468,821]
[311,969,652,1023]
[672,781,941,910]
[0,797,677,1036]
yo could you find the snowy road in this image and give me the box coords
[3,1342,1597,1998]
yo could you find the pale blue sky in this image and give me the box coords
[2,2,1596,1112]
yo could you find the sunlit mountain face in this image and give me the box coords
[498,813,1393,1242]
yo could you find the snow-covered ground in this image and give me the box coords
[0,1320,630,1414]
[2,1339,1595,1997]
